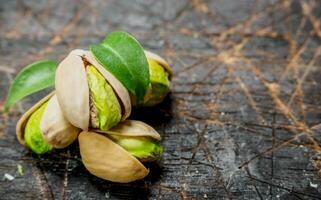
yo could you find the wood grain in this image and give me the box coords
[0,0,321,199]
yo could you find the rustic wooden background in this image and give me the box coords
[1,0,321,199]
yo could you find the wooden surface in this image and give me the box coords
[1,0,321,199]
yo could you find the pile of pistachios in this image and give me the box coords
[5,32,172,183]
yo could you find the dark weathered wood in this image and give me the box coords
[1,0,321,199]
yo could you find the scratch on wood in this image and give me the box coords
[32,162,54,200]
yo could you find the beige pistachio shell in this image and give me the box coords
[55,49,90,130]
[79,131,149,183]
[40,95,80,148]
[95,120,161,141]
[55,49,131,130]
[83,51,131,120]
[16,92,54,146]
[144,50,173,79]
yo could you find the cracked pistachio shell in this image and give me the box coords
[79,131,149,183]
[144,59,170,106]
[144,50,173,80]
[131,51,172,106]
[97,120,163,162]
[55,49,131,130]
[16,92,54,146]
[40,95,80,148]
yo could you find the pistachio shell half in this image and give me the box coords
[55,50,90,130]
[96,120,161,141]
[79,131,149,183]
[40,95,80,148]
[55,49,131,130]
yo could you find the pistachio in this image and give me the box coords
[79,131,149,183]
[98,120,163,162]
[86,65,121,130]
[109,135,163,162]
[130,50,173,106]
[80,120,163,182]
[16,92,80,153]
[24,101,52,154]
[144,59,170,106]
[144,50,173,79]
[55,49,131,131]
[16,93,51,147]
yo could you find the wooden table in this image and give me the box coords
[1,0,321,199]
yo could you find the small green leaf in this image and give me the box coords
[90,31,149,104]
[4,60,57,112]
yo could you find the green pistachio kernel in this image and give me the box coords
[86,65,122,130]
[144,59,170,106]
[109,135,164,162]
[24,102,52,154]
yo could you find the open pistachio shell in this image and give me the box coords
[84,51,131,120]
[96,120,161,141]
[144,50,173,79]
[55,49,131,130]
[94,120,163,162]
[129,50,172,106]
[40,95,80,148]
[79,131,149,183]
[16,92,54,146]
[144,59,170,106]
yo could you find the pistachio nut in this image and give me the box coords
[79,120,163,183]
[55,49,131,131]
[16,92,79,153]
[98,120,163,162]
[108,135,163,162]
[131,50,173,106]
[144,58,170,106]
[144,50,173,79]
[24,100,52,154]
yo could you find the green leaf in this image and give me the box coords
[90,31,149,104]
[4,60,57,112]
